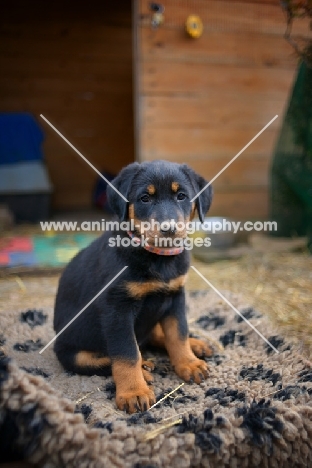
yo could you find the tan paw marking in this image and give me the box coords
[174,358,209,384]
[116,385,156,413]
[189,338,213,358]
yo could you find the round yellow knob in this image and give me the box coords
[185,15,203,39]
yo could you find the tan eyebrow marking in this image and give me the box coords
[171,182,179,192]
[147,184,156,195]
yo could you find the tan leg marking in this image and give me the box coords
[189,337,213,358]
[112,354,155,413]
[142,359,155,371]
[75,351,111,368]
[149,323,213,358]
[142,359,155,385]
[161,317,209,384]
[149,322,166,348]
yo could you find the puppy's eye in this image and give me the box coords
[177,192,186,201]
[140,194,150,203]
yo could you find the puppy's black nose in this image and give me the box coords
[160,221,177,235]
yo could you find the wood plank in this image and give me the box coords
[0,24,132,46]
[2,0,131,26]
[47,139,272,187]
[48,153,271,190]
[138,0,309,36]
[218,0,283,4]
[44,135,134,173]
[141,94,287,128]
[52,182,269,217]
[141,126,278,160]
[54,188,270,218]
[0,97,133,125]
[38,111,134,132]
[0,27,132,54]
[0,77,132,95]
[141,61,296,97]
[0,89,132,106]
[140,28,298,69]
[52,190,92,209]
[0,47,132,65]
[208,189,269,218]
[0,62,132,80]
[48,175,96,192]
[170,155,271,188]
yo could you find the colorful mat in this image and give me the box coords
[0,233,98,267]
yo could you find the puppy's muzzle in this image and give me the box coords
[160,220,177,236]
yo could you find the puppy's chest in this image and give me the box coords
[134,294,174,344]
[125,273,187,300]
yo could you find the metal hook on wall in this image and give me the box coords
[150,3,165,29]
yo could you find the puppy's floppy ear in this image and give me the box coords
[181,164,213,223]
[106,162,141,221]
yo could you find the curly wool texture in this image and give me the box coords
[1,290,312,467]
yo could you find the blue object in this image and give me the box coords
[0,161,53,194]
[9,252,38,267]
[0,113,44,165]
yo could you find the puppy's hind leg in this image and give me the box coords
[148,322,166,348]
[55,348,112,376]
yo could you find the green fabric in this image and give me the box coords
[270,60,312,251]
[32,233,99,266]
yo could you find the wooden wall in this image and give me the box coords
[0,0,134,210]
[135,0,305,219]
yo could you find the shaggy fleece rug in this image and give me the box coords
[1,289,312,467]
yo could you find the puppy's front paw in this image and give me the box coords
[174,358,209,384]
[116,384,156,413]
[189,338,213,358]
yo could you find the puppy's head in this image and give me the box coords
[107,160,213,245]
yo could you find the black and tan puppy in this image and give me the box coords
[54,160,213,413]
